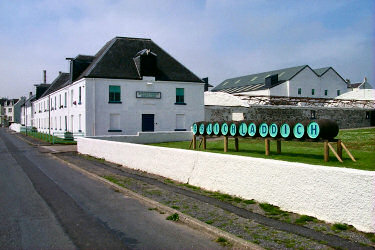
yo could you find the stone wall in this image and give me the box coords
[205,105,374,129]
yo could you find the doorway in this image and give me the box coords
[142,114,154,132]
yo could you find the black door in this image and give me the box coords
[371,111,375,126]
[142,114,154,132]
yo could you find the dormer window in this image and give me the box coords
[134,49,157,78]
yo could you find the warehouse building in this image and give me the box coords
[32,37,205,136]
[211,65,349,98]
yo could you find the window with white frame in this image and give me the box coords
[71,90,74,106]
[175,114,185,131]
[109,113,121,132]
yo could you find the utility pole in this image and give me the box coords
[48,95,51,138]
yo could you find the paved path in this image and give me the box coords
[0,128,222,249]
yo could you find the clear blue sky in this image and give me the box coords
[0,0,374,97]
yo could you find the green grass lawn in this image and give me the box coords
[150,128,375,171]
[20,131,77,145]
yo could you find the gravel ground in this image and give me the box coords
[56,152,375,250]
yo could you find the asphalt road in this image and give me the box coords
[0,128,222,249]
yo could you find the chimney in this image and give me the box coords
[202,77,209,91]
[59,71,62,75]
[43,70,47,83]
[29,92,32,97]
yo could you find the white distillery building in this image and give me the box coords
[32,37,205,136]
[211,65,349,98]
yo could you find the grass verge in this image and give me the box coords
[150,128,375,171]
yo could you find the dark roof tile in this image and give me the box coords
[40,73,70,98]
[77,37,203,83]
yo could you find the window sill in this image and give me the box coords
[174,129,186,131]
[108,130,122,132]
[174,102,186,105]
[108,101,122,104]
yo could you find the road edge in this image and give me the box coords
[50,153,263,250]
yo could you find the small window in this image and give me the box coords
[8,108,12,112]
[337,90,341,96]
[109,113,121,132]
[175,114,185,131]
[298,88,301,95]
[79,87,82,104]
[71,90,74,106]
[311,110,316,119]
[59,95,61,108]
[366,111,370,119]
[64,116,67,131]
[176,88,185,104]
[109,85,121,103]
[324,90,328,96]
[311,89,315,95]
[64,92,67,107]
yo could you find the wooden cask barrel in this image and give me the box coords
[293,120,310,140]
[279,121,294,140]
[238,121,249,137]
[220,121,230,136]
[192,122,199,135]
[229,121,244,137]
[212,122,221,136]
[258,122,269,138]
[205,122,214,136]
[307,119,339,140]
[247,120,261,137]
[268,122,282,138]
[198,121,210,135]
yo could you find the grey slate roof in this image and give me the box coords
[40,73,70,98]
[76,37,203,83]
[212,65,346,94]
[347,83,362,88]
[212,65,310,93]
[313,67,331,76]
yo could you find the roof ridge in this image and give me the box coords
[115,36,151,40]
[151,39,204,83]
[224,65,308,81]
[82,38,118,78]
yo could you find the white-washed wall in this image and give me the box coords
[78,137,375,233]
[32,79,86,135]
[286,67,348,98]
[89,131,192,144]
[85,78,204,136]
[319,69,348,98]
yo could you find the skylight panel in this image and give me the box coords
[235,79,241,84]
[251,76,258,81]
[279,72,285,77]
[222,81,229,86]
[265,74,270,78]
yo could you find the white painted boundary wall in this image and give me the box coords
[9,123,22,132]
[88,131,192,144]
[78,137,375,233]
